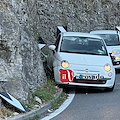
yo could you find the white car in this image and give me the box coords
[39,27,116,91]
[90,30,120,69]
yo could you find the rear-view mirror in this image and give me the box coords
[48,45,56,51]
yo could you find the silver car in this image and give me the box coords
[40,27,115,91]
[90,29,120,69]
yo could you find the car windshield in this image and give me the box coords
[60,36,108,56]
[97,34,120,46]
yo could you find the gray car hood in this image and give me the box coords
[56,52,112,66]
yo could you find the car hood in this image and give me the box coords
[56,52,112,66]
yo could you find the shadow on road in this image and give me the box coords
[75,87,105,94]
[61,86,105,94]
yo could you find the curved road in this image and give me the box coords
[51,72,120,120]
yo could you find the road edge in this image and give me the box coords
[41,89,75,120]
[8,88,63,120]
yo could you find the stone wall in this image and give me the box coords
[0,0,120,102]
[27,0,120,43]
[0,0,46,103]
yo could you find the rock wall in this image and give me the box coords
[27,0,120,43]
[0,0,46,103]
[0,0,120,102]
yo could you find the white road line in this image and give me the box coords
[41,89,75,120]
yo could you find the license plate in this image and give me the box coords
[79,74,98,80]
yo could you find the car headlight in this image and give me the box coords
[61,60,69,68]
[112,49,120,55]
[114,56,120,60]
[104,64,111,72]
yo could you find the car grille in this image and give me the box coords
[73,78,106,84]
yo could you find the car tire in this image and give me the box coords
[58,85,70,93]
[50,67,55,81]
[104,82,115,92]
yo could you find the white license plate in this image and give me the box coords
[79,74,98,80]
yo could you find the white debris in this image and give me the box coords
[55,86,58,89]
[48,109,53,113]
[13,112,19,116]
[34,104,41,109]
[34,96,42,104]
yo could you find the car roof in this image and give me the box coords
[62,32,102,39]
[90,30,117,34]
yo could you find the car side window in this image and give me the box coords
[55,34,61,51]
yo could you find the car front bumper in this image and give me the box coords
[55,80,114,88]
[53,66,115,88]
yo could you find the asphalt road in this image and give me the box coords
[51,71,120,120]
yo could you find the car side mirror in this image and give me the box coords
[48,45,56,51]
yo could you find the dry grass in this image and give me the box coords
[0,106,13,120]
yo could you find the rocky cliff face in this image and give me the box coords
[0,0,120,102]
[30,0,120,43]
[0,0,46,103]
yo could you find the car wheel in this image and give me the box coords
[49,67,55,81]
[58,85,70,93]
[104,83,115,92]
[116,69,120,74]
